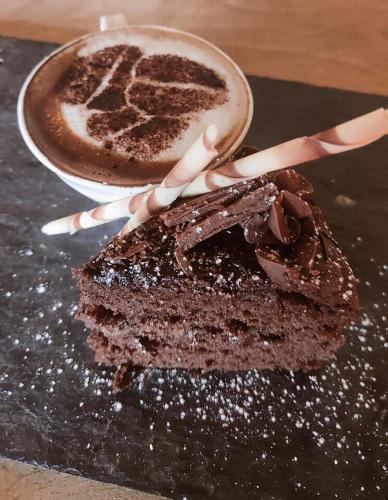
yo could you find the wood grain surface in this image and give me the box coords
[0,0,387,95]
[0,458,165,500]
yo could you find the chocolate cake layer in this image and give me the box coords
[74,155,359,387]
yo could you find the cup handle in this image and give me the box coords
[99,14,128,31]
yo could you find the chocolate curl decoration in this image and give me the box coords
[182,108,388,196]
[172,182,278,276]
[118,124,219,237]
[175,183,278,253]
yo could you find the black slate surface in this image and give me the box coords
[0,36,388,500]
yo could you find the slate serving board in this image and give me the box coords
[0,36,387,500]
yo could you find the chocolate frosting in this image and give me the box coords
[100,146,357,307]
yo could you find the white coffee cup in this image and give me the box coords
[17,15,253,203]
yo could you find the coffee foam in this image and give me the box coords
[24,27,252,186]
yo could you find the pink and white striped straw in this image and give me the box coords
[182,108,388,196]
[41,108,388,236]
[41,190,147,235]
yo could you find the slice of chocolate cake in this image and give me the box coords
[75,161,359,387]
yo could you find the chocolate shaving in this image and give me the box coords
[227,183,277,216]
[276,169,314,199]
[176,213,247,254]
[161,190,240,228]
[285,216,302,244]
[300,205,328,237]
[256,247,300,288]
[241,213,267,244]
[314,258,346,297]
[164,166,324,283]
[161,180,261,228]
[318,232,329,260]
[258,224,283,246]
[267,201,300,245]
[289,235,318,273]
[256,234,317,290]
[175,183,277,254]
[280,190,312,219]
[161,147,268,231]
[268,201,287,242]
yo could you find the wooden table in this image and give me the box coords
[1,0,388,95]
[0,1,387,499]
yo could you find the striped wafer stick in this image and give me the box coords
[41,189,150,235]
[41,125,219,236]
[42,108,388,237]
[182,108,388,197]
[118,124,219,236]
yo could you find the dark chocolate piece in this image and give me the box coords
[161,181,254,228]
[175,184,277,253]
[276,168,314,199]
[267,200,300,245]
[241,213,267,244]
[280,190,312,218]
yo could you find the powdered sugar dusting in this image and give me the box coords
[0,235,387,496]
[0,160,387,497]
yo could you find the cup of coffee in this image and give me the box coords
[17,15,253,202]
